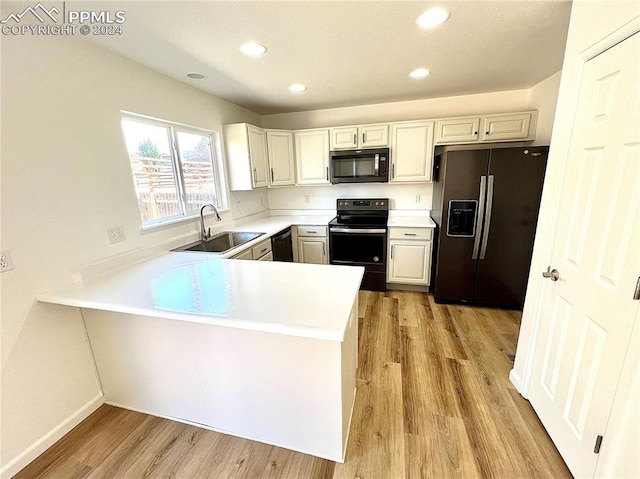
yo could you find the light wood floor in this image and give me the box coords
[16,292,571,479]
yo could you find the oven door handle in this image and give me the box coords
[330,228,387,234]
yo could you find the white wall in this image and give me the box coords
[262,89,532,130]
[528,71,562,145]
[0,33,265,475]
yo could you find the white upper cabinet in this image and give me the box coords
[481,112,534,142]
[435,112,536,144]
[295,129,330,185]
[265,130,295,187]
[330,124,389,150]
[223,123,269,190]
[331,127,358,149]
[435,117,480,144]
[390,120,434,183]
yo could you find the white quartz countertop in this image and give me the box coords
[387,215,436,228]
[38,252,364,342]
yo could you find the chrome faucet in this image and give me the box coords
[200,203,222,241]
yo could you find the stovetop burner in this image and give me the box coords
[330,198,389,228]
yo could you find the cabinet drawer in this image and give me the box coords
[389,227,433,240]
[231,248,254,260]
[252,239,272,260]
[297,225,327,237]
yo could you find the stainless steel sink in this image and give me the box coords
[173,231,265,254]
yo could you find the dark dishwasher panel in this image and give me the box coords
[271,227,293,262]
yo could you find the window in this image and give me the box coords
[120,114,226,227]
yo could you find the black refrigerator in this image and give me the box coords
[431,145,548,309]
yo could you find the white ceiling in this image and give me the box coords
[85,1,572,115]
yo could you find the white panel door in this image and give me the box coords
[247,125,269,188]
[266,130,295,186]
[529,33,640,479]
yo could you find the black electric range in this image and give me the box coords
[328,198,389,292]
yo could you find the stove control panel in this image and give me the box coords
[337,198,389,211]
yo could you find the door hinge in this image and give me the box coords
[594,435,603,454]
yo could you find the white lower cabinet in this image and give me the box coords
[387,227,433,286]
[231,248,253,260]
[231,238,272,260]
[295,226,328,264]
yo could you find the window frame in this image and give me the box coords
[120,111,228,230]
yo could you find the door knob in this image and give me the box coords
[542,266,559,281]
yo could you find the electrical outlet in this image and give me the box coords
[107,226,126,244]
[305,195,310,204]
[415,194,421,203]
[0,250,14,272]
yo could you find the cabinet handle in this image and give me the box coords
[326,166,329,181]
[404,233,417,236]
[270,167,274,182]
[390,244,394,259]
[253,168,257,183]
[261,247,268,254]
[485,131,490,135]
[353,133,357,145]
[322,242,326,256]
[391,163,395,179]
[362,132,365,144]
[474,131,478,135]
[306,230,316,234]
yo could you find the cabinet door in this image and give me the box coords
[481,112,532,142]
[361,124,389,147]
[387,240,431,285]
[258,251,273,261]
[330,127,358,150]
[266,130,295,186]
[231,248,253,260]
[390,121,434,183]
[297,237,327,264]
[247,125,269,188]
[435,117,480,144]
[295,130,330,185]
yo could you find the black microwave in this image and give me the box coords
[330,148,389,184]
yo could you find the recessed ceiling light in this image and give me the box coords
[289,84,307,93]
[416,7,450,29]
[409,68,430,79]
[186,72,206,80]
[240,42,267,56]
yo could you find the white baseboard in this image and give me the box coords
[1,393,104,479]
[509,368,527,398]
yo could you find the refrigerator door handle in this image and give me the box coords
[479,175,495,259]
[472,176,487,259]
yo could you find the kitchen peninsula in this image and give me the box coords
[37,251,363,462]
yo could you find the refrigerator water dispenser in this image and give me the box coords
[447,200,478,237]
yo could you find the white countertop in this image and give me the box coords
[38,252,364,342]
[387,210,436,228]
